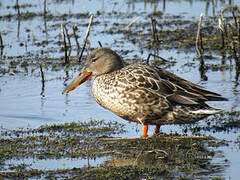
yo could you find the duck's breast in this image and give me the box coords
[91,74,139,122]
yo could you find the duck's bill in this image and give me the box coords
[62,69,94,94]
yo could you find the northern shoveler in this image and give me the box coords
[62,48,227,137]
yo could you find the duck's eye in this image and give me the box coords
[92,57,98,63]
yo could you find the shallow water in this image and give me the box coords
[1,0,240,179]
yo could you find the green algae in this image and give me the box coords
[0,116,232,179]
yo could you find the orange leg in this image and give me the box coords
[155,125,160,135]
[142,125,148,138]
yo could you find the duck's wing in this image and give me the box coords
[155,67,228,102]
[126,64,227,106]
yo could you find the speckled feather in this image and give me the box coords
[91,61,227,126]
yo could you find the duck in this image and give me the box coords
[62,47,227,137]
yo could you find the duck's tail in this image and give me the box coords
[166,106,222,124]
[190,108,222,115]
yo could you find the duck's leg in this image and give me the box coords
[142,125,148,138]
[154,125,160,135]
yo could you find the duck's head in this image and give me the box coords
[62,48,123,94]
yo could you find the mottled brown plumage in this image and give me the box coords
[63,48,227,137]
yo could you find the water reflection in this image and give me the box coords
[234,56,240,85]
[39,64,45,97]
[15,0,21,38]
[0,32,3,57]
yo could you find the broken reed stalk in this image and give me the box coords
[63,25,72,58]
[146,54,151,64]
[39,64,45,96]
[231,8,240,55]
[16,0,20,16]
[0,33,3,56]
[200,30,204,50]
[122,17,141,30]
[232,9,238,29]
[236,63,240,84]
[44,0,47,16]
[25,40,28,52]
[221,29,225,49]
[238,19,240,46]
[72,25,80,55]
[195,13,204,58]
[16,0,20,39]
[235,62,240,86]
[0,32,3,49]
[218,18,225,49]
[150,16,159,43]
[199,56,207,81]
[98,41,103,47]
[78,15,94,63]
[221,10,228,39]
[146,53,169,64]
[61,24,69,64]
[226,23,238,61]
